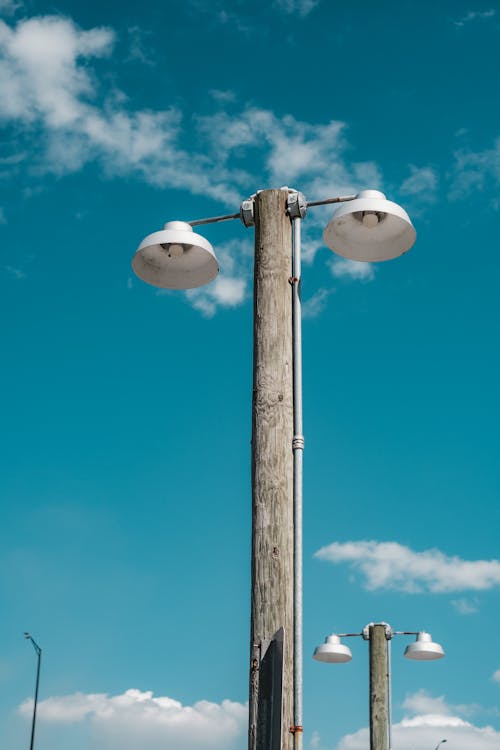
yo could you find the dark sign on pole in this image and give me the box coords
[257,627,284,750]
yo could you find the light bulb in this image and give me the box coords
[164,243,184,258]
[362,211,379,228]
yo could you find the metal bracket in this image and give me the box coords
[286,191,307,219]
[240,198,255,227]
[362,622,393,640]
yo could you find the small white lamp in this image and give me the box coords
[323,189,416,262]
[132,221,219,289]
[404,632,445,661]
[313,634,353,663]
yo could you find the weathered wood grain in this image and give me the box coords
[249,189,294,750]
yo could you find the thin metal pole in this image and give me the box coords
[386,639,392,750]
[25,635,42,750]
[291,216,304,750]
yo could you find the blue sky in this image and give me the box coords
[1,1,500,748]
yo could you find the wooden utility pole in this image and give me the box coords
[369,624,389,750]
[249,189,294,750]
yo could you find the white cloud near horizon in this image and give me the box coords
[314,540,500,593]
[336,690,500,750]
[19,688,247,750]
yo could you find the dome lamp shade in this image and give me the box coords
[404,632,445,661]
[323,190,416,262]
[313,635,353,663]
[132,221,219,290]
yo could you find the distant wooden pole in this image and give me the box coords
[369,624,389,750]
[249,189,294,750]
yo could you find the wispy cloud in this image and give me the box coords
[451,596,479,615]
[450,138,500,202]
[0,15,240,204]
[273,0,320,17]
[454,9,496,27]
[5,264,25,279]
[400,165,438,202]
[492,670,500,683]
[0,13,407,317]
[302,288,333,319]
[314,540,500,593]
[18,688,247,750]
[209,89,237,103]
[330,258,375,282]
[0,0,22,17]
[184,237,252,318]
[125,25,155,66]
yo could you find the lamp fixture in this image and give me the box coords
[313,634,352,663]
[404,631,445,661]
[323,189,416,262]
[132,220,219,290]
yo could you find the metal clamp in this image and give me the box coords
[240,198,255,227]
[286,191,307,219]
[362,622,393,640]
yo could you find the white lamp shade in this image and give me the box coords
[404,632,445,661]
[313,634,352,663]
[132,221,219,290]
[323,190,416,262]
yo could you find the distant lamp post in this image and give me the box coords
[313,623,444,750]
[435,740,447,750]
[24,632,42,750]
[132,189,416,750]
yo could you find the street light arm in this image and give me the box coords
[306,194,357,207]
[188,211,241,227]
[185,193,358,228]
[24,633,42,656]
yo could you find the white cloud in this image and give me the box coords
[273,0,320,17]
[451,596,479,614]
[310,729,321,748]
[0,15,240,204]
[450,139,500,201]
[5,264,25,278]
[195,107,371,193]
[125,25,155,66]
[184,237,251,317]
[0,12,392,317]
[400,165,438,201]
[337,691,500,750]
[454,9,496,27]
[402,690,479,718]
[19,688,247,750]
[209,88,237,103]
[0,0,22,17]
[314,540,500,593]
[302,288,332,319]
[330,258,375,282]
[492,670,500,683]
